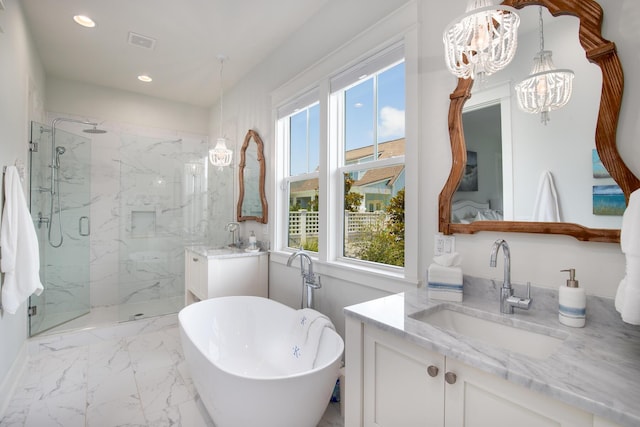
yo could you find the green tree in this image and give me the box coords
[355,188,405,266]
[344,174,364,212]
[308,190,319,212]
[387,189,404,238]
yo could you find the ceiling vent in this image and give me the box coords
[128,32,156,50]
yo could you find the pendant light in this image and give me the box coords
[209,54,233,170]
[514,7,574,125]
[443,0,520,80]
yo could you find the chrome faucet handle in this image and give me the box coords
[305,273,321,289]
[507,282,532,310]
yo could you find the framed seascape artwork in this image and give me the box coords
[593,185,625,215]
[592,149,611,178]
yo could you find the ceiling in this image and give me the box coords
[20,0,330,108]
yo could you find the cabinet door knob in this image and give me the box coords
[445,372,457,384]
[193,258,199,262]
[427,365,439,377]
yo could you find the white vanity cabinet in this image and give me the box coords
[362,325,444,426]
[444,357,593,427]
[184,248,268,304]
[346,318,623,427]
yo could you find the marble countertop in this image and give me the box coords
[185,245,267,259]
[344,276,640,427]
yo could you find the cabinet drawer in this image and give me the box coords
[185,251,207,300]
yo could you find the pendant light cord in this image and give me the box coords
[538,6,545,52]
[219,57,224,138]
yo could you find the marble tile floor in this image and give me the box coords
[37,296,185,336]
[1,326,344,427]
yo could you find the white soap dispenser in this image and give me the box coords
[558,268,586,328]
[248,230,258,251]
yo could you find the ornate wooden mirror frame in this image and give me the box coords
[237,129,268,224]
[439,0,640,243]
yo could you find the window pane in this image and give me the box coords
[289,104,320,176]
[308,104,320,172]
[343,167,405,267]
[345,78,374,154]
[343,61,405,167]
[289,178,320,251]
[377,62,405,144]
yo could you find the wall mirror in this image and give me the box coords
[238,129,268,223]
[439,0,640,243]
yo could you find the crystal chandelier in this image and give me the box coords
[443,0,520,80]
[514,7,574,125]
[209,55,233,170]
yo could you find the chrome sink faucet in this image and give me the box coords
[489,239,532,314]
[225,222,240,247]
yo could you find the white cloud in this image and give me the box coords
[378,106,405,140]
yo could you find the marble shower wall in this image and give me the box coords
[34,117,234,313]
[117,134,202,306]
[88,122,234,309]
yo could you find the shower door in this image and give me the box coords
[28,121,92,335]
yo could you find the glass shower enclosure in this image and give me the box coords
[28,121,92,336]
[27,119,214,336]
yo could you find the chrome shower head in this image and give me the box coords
[56,146,66,155]
[83,125,107,134]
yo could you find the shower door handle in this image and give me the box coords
[79,216,90,236]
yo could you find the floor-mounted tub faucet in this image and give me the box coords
[287,248,321,309]
[489,239,532,314]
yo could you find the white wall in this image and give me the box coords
[46,76,210,135]
[0,0,46,410]
[220,0,640,340]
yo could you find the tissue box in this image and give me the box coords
[427,264,463,302]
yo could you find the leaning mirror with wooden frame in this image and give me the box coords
[439,0,640,243]
[238,129,268,223]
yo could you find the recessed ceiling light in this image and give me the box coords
[73,15,96,28]
[137,75,153,83]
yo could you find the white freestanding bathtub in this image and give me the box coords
[178,296,344,427]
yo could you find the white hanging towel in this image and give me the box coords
[615,188,640,325]
[532,170,561,222]
[1,166,44,314]
[288,308,335,371]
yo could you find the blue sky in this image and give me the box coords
[290,61,405,176]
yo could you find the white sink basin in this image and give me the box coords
[205,247,242,256]
[412,307,566,359]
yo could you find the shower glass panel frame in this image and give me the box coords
[28,121,92,336]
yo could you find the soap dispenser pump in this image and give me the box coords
[558,268,586,328]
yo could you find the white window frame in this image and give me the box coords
[271,5,419,291]
[329,52,406,271]
[276,97,321,251]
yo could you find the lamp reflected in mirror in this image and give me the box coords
[514,7,574,125]
[440,0,640,243]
